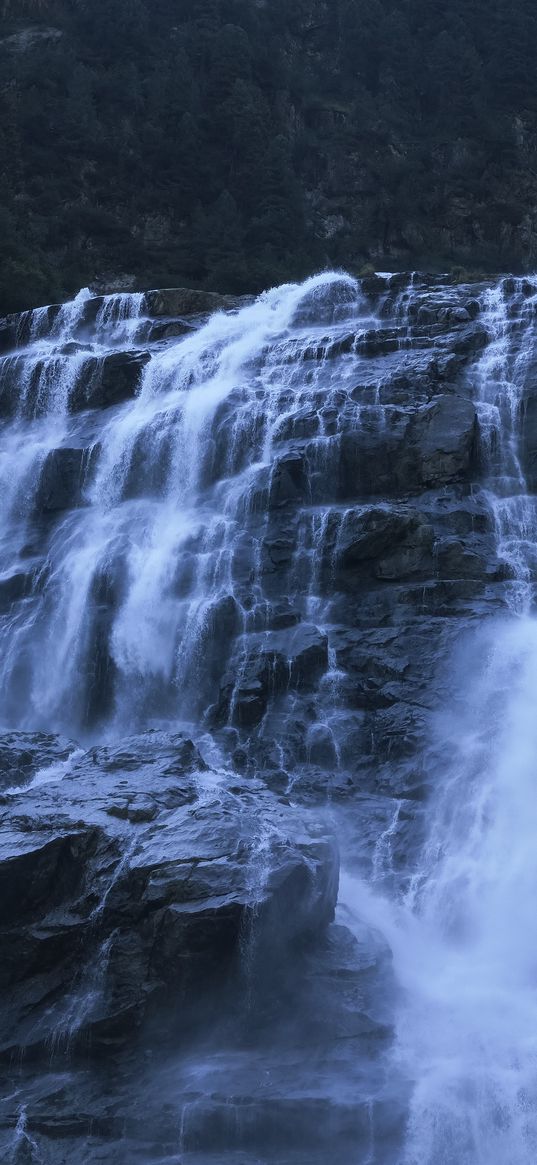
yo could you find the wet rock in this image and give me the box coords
[219,622,328,728]
[339,395,476,497]
[0,917,396,1165]
[520,391,537,490]
[145,318,196,342]
[226,648,288,727]
[0,731,338,1058]
[69,350,150,411]
[288,623,329,687]
[0,354,26,416]
[269,451,309,507]
[144,288,240,318]
[0,305,60,353]
[0,732,76,793]
[435,536,502,580]
[34,446,94,511]
[408,394,477,487]
[452,325,488,356]
[430,351,467,380]
[335,506,434,581]
[0,568,35,610]
[0,319,18,356]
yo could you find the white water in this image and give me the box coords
[341,277,537,1164]
[0,270,374,732]
[342,616,537,1164]
[3,747,85,795]
[473,283,537,611]
[4,272,537,1160]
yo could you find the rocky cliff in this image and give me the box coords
[0,271,535,1162]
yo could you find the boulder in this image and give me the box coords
[0,731,338,1057]
[69,350,150,411]
[145,318,196,342]
[144,288,240,318]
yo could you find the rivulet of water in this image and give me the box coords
[471,280,537,611]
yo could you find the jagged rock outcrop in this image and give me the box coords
[0,731,338,1059]
[144,288,242,318]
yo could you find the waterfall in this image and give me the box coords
[0,271,369,734]
[341,276,537,1164]
[343,614,537,1164]
[472,281,537,611]
[4,270,537,1162]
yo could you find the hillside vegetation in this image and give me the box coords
[2,0,537,311]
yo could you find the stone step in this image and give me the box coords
[0,348,150,417]
[0,289,244,353]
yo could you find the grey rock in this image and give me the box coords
[408,394,477,487]
[335,506,434,581]
[69,350,150,411]
[34,447,94,512]
[144,288,240,318]
[0,731,338,1057]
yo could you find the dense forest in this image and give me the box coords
[2,0,537,312]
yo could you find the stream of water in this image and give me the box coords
[2,272,537,1161]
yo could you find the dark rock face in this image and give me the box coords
[335,506,435,579]
[144,288,241,318]
[34,446,93,511]
[339,394,477,498]
[0,732,76,791]
[69,350,150,411]
[0,732,338,1061]
[0,273,533,1162]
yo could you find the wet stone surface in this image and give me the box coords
[0,272,536,1160]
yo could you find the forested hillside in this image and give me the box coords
[2,0,537,312]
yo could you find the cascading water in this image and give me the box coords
[343,613,537,1165]
[0,271,377,735]
[342,276,537,1164]
[4,270,537,1162]
[472,281,537,610]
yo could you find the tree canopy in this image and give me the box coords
[1,0,537,312]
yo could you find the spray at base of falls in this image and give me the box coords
[342,616,537,1165]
